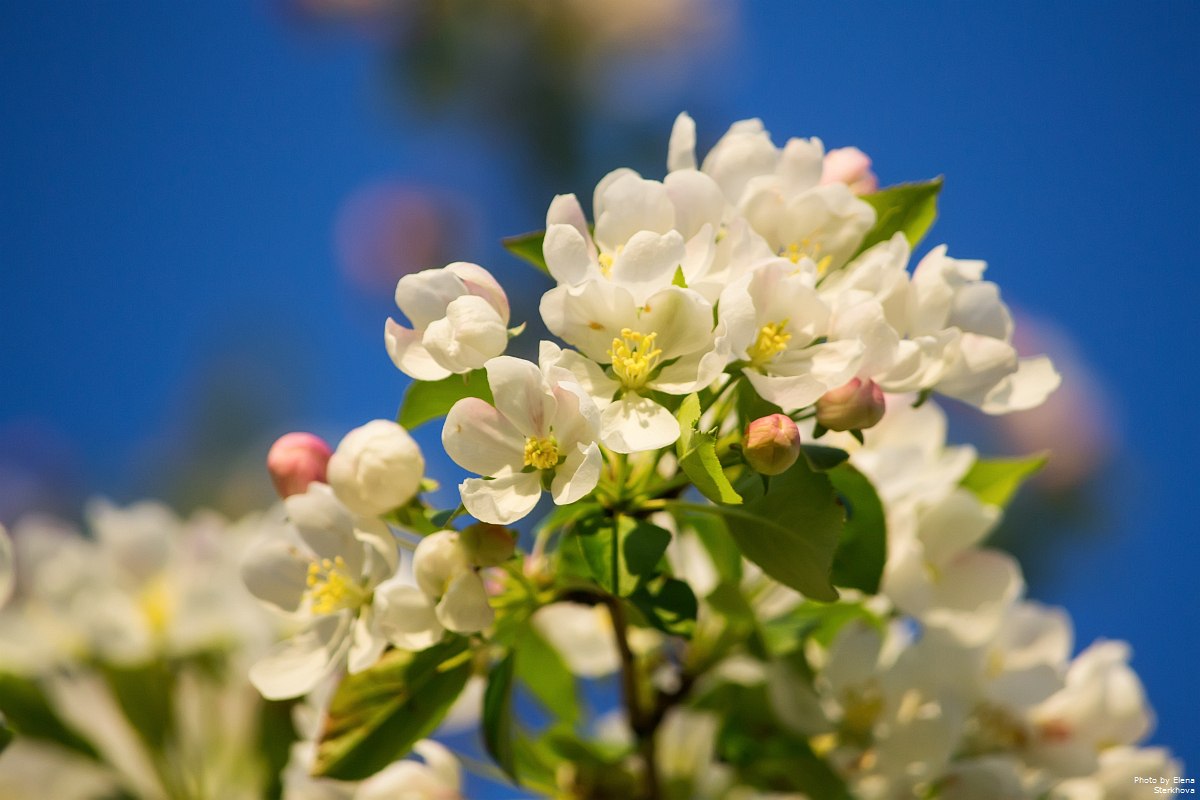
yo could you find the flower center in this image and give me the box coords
[608,328,663,389]
[597,244,623,278]
[306,556,367,615]
[747,319,792,366]
[782,239,833,275]
[523,435,560,470]
[137,576,174,634]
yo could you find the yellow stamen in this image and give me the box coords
[747,320,792,366]
[306,556,367,615]
[608,328,663,389]
[841,684,885,738]
[523,435,560,470]
[138,577,174,634]
[598,252,614,278]
[783,239,834,275]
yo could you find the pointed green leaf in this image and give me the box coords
[961,453,1048,508]
[313,638,473,779]
[857,177,943,253]
[397,369,493,430]
[0,673,99,760]
[630,578,698,637]
[828,464,887,594]
[483,652,517,782]
[574,515,671,597]
[801,444,850,471]
[676,393,742,505]
[514,626,579,724]
[717,458,843,601]
[502,230,550,275]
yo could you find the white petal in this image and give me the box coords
[423,295,509,374]
[664,170,725,240]
[594,171,675,251]
[544,222,599,286]
[539,281,639,362]
[778,136,824,195]
[460,472,543,525]
[744,370,829,412]
[609,230,686,305]
[394,267,467,330]
[249,615,350,700]
[385,318,453,381]
[446,261,509,323]
[924,549,1024,645]
[442,397,525,477]
[533,602,620,677]
[484,355,555,439]
[916,487,1001,567]
[347,607,387,673]
[436,572,495,633]
[600,394,681,453]
[551,442,603,505]
[539,341,621,410]
[413,739,462,790]
[240,537,310,613]
[284,483,363,574]
[374,579,444,651]
[978,355,1062,414]
[638,286,716,361]
[667,111,697,173]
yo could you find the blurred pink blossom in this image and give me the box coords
[821,147,879,195]
[267,432,332,498]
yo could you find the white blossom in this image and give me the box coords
[327,419,425,517]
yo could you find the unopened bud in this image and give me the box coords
[820,147,879,195]
[743,414,802,476]
[267,432,332,498]
[815,378,886,432]
[460,523,516,567]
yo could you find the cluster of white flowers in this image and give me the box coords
[385,113,1060,523]
[0,114,1180,800]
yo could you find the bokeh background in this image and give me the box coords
[2,0,1197,789]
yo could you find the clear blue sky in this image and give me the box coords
[2,0,1197,787]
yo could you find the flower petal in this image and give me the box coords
[374,579,444,651]
[436,571,495,633]
[240,537,310,613]
[460,472,542,525]
[600,394,681,453]
[442,397,525,477]
[485,355,556,439]
[551,442,603,505]
[249,614,350,700]
[423,295,509,374]
[385,318,453,381]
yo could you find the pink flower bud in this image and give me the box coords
[743,414,802,476]
[267,432,332,498]
[460,523,516,568]
[821,147,879,195]
[815,378,886,432]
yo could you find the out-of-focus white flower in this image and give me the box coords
[655,708,735,800]
[385,262,510,380]
[355,740,463,800]
[1050,746,1181,800]
[532,602,621,677]
[442,355,602,524]
[1026,641,1154,779]
[821,147,879,195]
[539,283,726,452]
[241,483,400,699]
[326,420,425,517]
[268,432,333,499]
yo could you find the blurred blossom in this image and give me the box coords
[997,314,1117,491]
[334,183,474,297]
[821,146,879,195]
[267,432,333,498]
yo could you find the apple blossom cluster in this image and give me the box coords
[0,115,1183,800]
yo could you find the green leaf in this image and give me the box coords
[0,672,99,759]
[761,601,880,656]
[574,515,671,596]
[630,578,698,637]
[857,177,943,253]
[397,369,493,430]
[100,661,176,755]
[800,444,850,471]
[483,652,517,782]
[514,626,579,724]
[828,464,887,594]
[961,453,1048,508]
[676,393,742,505]
[677,510,743,587]
[716,458,844,602]
[502,230,550,275]
[313,638,474,779]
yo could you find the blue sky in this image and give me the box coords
[2,0,1197,786]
